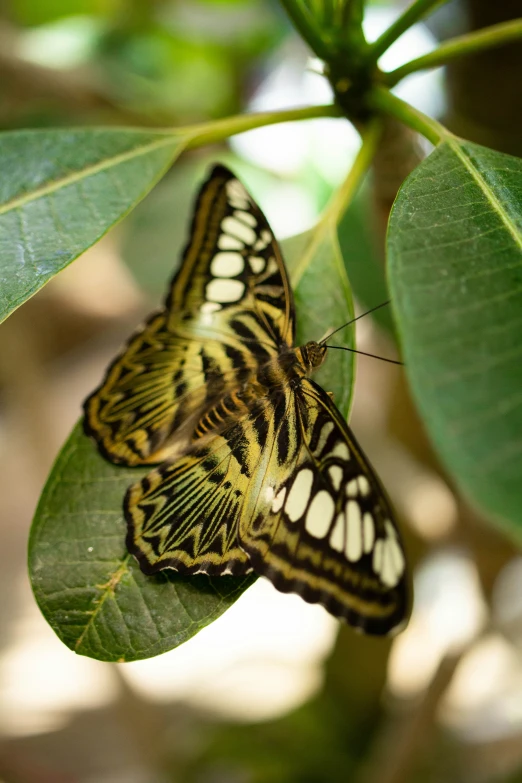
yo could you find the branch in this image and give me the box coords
[183,103,342,148]
[279,0,331,60]
[369,87,448,146]
[385,17,522,85]
[368,0,449,62]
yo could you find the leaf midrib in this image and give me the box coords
[0,133,185,216]
[448,139,522,254]
[74,554,131,653]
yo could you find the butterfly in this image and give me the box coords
[83,164,408,635]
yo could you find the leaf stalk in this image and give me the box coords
[385,17,522,85]
[367,0,449,63]
[369,87,448,146]
[279,0,331,60]
[182,103,342,148]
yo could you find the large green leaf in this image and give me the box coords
[388,139,522,534]
[29,217,354,662]
[29,423,255,663]
[0,128,187,323]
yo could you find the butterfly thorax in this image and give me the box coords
[253,341,327,390]
[192,342,327,441]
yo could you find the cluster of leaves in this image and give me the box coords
[2,0,521,660]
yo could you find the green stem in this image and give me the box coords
[368,0,449,62]
[291,119,383,285]
[340,0,368,51]
[385,17,522,85]
[342,0,365,27]
[183,103,342,148]
[279,0,331,60]
[370,87,448,146]
[325,119,382,226]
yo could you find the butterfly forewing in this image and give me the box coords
[167,165,295,349]
[83,165,294,466]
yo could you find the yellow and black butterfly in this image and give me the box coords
[83,164,408,634]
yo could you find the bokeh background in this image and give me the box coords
[1,1,522,781]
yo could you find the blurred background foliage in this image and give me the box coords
[1,0,522,782]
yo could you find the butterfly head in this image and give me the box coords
[299,341,327,374]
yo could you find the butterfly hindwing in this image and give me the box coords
[83,165,294,466]
[124,435,253,577]
[238,377,407,634]
[125,375,406,633]
[125,390,287,576]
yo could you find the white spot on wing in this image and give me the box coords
[384,522,405,586]
[254,229,272,251]
[222,216,256,246]
[234,209,257,226]
[363,513,374,553]
[332,442,350,461]
[200,301,222,314]
[372,521,404,587]
[385,519,398,539]
[305,491,335,538]
[210,252,244,278]
[226,179,250,209]
[358,476,370,495]
[266,257,278,275]
[218,234,243,251]
[346,479,358,497]
[330,513,345,552]
[264,486,275,504]
[387,539,405,586]
[272,486,286,513]
[380,544,396,587]
[206,278,245,303]
[345,500,362,561]
[249,256,265,274]
[328,465,343,491]
[285,469,314,522]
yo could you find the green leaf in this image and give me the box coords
[0,128,187,324]
[29,215,354,662]
[29,423,255,662]
[388,139,522,534]
[286,228,355,418]
[337,184,394,335]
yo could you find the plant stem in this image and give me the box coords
[368,0,449,62]
[279,0,331,60]
[370,87,448,146]
[325,119,383,226]
[385,17,522,85]
[340,0,365,33]
[291,119,383,285]
[183,103,342,148]
[340,0,368,51]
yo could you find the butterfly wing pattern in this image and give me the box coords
[84,164,408,634]
[238,378,406,633]
[83,165,294,465]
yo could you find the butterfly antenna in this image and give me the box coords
[320,300,391,345]
[326,345,403,366]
